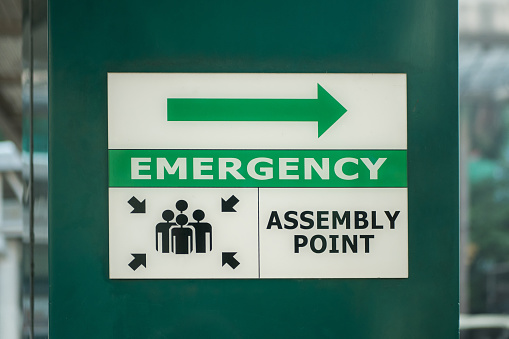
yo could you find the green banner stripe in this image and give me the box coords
[109,149,407,188]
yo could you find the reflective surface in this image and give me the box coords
[21,0,48,338]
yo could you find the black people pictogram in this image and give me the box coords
[155,200,212,255]
[155,210,176,253]
[189,209,212,253]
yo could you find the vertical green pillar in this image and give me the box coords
[49,0,458,338]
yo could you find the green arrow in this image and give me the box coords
[167,84,347,138]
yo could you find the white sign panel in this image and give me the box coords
[108,73,408,279]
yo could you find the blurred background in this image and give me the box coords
[0,0,47,338]
[460,0,509,338]
[0,0,508,338]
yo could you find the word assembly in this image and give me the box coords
[266,209,401,254]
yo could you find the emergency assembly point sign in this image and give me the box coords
[107,73,408,279]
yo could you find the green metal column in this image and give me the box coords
[49,0,458,338]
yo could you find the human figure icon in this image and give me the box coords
[175,199,188,214]
[171,207,194,254]
[189,209,212,253]
[155,210,176,253]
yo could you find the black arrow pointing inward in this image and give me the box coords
[222,252,240,269]
[128,196,146,213]
[128,253,146,271]
[221,195,239,212]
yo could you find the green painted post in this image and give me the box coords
[49,0,458,338]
